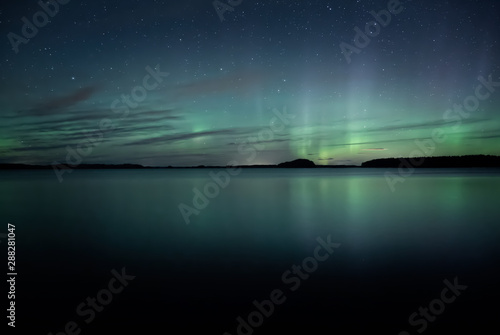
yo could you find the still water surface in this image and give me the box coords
[1,168,498,333]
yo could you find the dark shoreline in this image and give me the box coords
[1,154,500,170]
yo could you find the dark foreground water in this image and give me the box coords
[1,168,499,334]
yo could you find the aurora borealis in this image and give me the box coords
[1,0,499,167]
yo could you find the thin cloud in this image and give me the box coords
[172,70,268,98]
[362,118,489,133]
[26,86,99,115]
[329,138,406,147]
[124,129,240,147]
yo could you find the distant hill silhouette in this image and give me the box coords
[1,155,500,170]
[0,163,145,170]
[277,159,316,168]
[361,155,500,168]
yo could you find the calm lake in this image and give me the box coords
[1,168,499,334]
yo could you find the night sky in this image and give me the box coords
[1,0,499,167]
